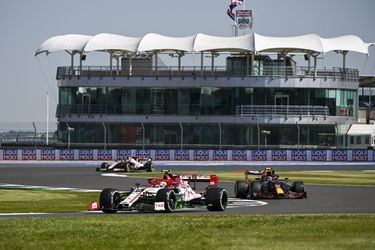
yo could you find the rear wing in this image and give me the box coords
[161,170,219,187]
[244,170,262,182]
[179,175,219,186]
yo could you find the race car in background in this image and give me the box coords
[96,156,155,172]
[234,168,306,199]
[98,170,228,213]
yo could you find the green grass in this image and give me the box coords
[0,214,374,250]
[0,190,98,213]
[127,171,375,186]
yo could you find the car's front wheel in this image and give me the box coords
[156,188,177,213]
[99,188,120,213]
[292,181,304,193]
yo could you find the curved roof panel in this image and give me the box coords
[320,35,370,54]
[84,33,141,53]
[194,33,254,52]
[254,33,323,53]
[36,32,373,56]
[137,33,195,52]
[35,34,92,56]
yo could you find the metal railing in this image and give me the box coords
[235,105,330,117]
[56,104,330,118]
[56,65,359,82]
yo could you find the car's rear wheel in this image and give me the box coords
[292,181,304,193]
[156,188,177,213]
[234,181,249,198]
[206,187,228,211]
[145,163,155,172]
[99,188,120,213]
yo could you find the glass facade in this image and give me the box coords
[59,122,339,146]
[59,87,358,117]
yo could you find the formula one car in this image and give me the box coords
[234,167,306,199]
[99,170,228,213]
[96,156,155,172]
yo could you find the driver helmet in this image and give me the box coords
[147,157,152,162]
[265,167,273,176]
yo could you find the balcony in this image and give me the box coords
[57,104,330,118]
[235,105,329,117]
[56,65,359,82]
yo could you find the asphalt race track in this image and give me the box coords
[0,162,375,218]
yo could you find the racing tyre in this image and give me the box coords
[99,188,120,213]
[250,181,261,199]
[124,163,132,172]
[292,181,304,193]
[234,181,249,198]
[100,162,109,172]
[145,163,155,172]
[156,188,177,213]
[206,187,228,211]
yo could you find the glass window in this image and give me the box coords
[356,136,362,145]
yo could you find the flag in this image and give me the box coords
[227,0,244,21]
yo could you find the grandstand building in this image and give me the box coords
[36,32,373,148]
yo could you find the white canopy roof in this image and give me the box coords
[194,33,254,52]
[84,33,141,53]
[254,33,323,53]
[347,124,375,136]
[320,35,370,54]
[137,33,195,53]
[35,34,92,56]
[35,32,373,56]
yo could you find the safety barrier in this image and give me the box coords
[0,149,373,162]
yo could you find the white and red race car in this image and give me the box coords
[96,157,155,172]
[98,171,228,213]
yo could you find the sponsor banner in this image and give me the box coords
[272,150,287,161]
[252,150,267,161]
[155,150,170,160]
[332,150,347,161]
[136,150,151,161]
[291,150,307,161]
[175,150,189,161]
[22,149,36,160]
[97,150,112,161]
[232,150,247,161]
[311,150,327,161]
[117,149,132,160]
[41,149,55,160]
[79,149,93,160]
[60,149,74,160]
[3,149,18,160]
[213,150,228,161]
[351,150,368,161]
[194,150,209,161]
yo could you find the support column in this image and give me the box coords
[251,53,255,76]
[246,53,250,76]
[200,52,204,76]
[178,53,181,71]
[109,51,113,75]
[218,122,222,149]
[179,122,183,150]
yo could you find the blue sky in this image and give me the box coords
[0,0,374,126]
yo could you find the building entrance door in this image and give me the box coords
[82,94,91,113]
[274,94,289,115]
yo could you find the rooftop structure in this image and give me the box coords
[36,32,374,148]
